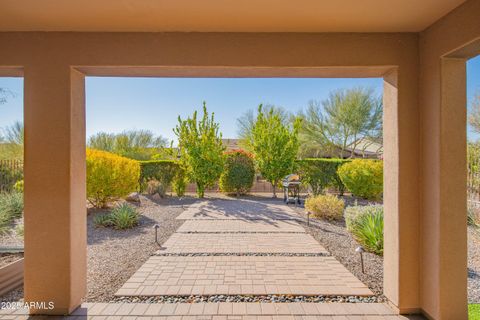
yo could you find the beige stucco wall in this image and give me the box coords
[0,2,478,313]
[419,0,480,319]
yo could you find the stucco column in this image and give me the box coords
[383,69,420,313]
[419,57,468,319]
[23,65,86,315]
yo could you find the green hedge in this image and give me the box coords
[138,160,181,192]
[296,158,350,195]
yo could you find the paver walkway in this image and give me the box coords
[176,199,299,220]
[118,198,373,297]
[157,233,328,254]
[116,256,371,296]
[177,219,305,233]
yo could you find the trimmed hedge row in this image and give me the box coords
[296,158,350,195]
[138,160,179,186]
[138,160,186,196]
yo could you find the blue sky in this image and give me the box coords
[0,55,479,143]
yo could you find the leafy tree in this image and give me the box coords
[250,105,300,197]
[173,102,225,198]
[0,88,15,105]
[87,130,168,160]
[0,121,24,160]
[237,105,291,152]
[468,89,480,133]
[299,87,382,158]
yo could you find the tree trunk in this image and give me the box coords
[197,183,204,198]
[272,182,277,198]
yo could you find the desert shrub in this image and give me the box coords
[13,180,24,193]
[109,203,139,229]
[0,192,23,233]
[297,159,349,195]
[94,203,139,229]
[172,166,187,197]
[345,204,384,255]
[15,224,24,237]
[468,204,480,228]
[0,162,23,192]
[220,150,255,196]
[305,194,344,220]
[337,159,383,199]
[139,160,179,196]
[93,213,113,228]
[86,149,140,208]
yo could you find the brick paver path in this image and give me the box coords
[118,198,373,298]
[0,302,425,319]
[116,256,371,296]
[157,233,328,254]
[177,219,305,233]
[176,199,299,220]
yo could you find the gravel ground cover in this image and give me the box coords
[290,195,384,296]
[0,195,190,303]
[468,226,480,303]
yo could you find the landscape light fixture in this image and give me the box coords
[153,224,161,247]
[356,246,366,273]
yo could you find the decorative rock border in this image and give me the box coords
[177,231,306,234]
[153,252,331,257]
[111,294,385,304]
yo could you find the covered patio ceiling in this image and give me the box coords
[1,0,466,33]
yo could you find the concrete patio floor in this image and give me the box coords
[0,302,425,319]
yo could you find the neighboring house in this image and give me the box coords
[222,138,242,151]
[344,138,383,159]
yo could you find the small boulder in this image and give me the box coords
[125,192,140,203]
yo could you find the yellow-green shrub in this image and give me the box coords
[13,180,24,193]
[305,194,344,220]
[87,149,140,208]
[337,159,383,200]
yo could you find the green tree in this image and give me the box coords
[299,87,382,158]
[173,102,225,198]
[237,105,291,152]
[0,88,15,105]
[251,105,300,197]
[0,121,24,160]
[468,89,480,133]
[87,130,168,160]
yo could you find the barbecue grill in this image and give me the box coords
[282,174,301,205]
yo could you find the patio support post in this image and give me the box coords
[419,56,468,320]
[383,68,421,314]
[23,65,86,315]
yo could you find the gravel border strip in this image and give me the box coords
[176,231,306,234]
[177,219,302,221]
[152,252,331,257]
[111,294,385,304]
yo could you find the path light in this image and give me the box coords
[356,246,366,273]
[153,224,161,247]
[307,212,312,226]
